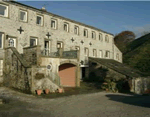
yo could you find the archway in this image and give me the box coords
[59,63,76,87]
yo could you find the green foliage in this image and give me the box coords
[124,34,150,75]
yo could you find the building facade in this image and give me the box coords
[0,0,122,91]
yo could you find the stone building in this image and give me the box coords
[0,0,123,93]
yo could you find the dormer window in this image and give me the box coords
[51,19,57,29]
[84,29,88,37]
[20,10,27,22]
[36,15,43,26]
[0,4,8,17]
[92,31,96,39]
[64,23,69,32]
[74,26,79,35]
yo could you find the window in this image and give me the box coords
[84,29,88,37]
[84,48,89,56]
[99,50,103,58]
[0,4,8,17]
[30,38,37,46]
[51,19,57,29]
[105,35,109,43]
[36,15,43,26]
[20,10,27,22]
[92,31,96,39]
[0,60,3,76]
[116,53,119,60]
[64,23,69,32]
[99,33,103,41]
[8,38,16,47]
[93,49,97,57]
[105,51,110,58]
[44,40,51,55]
[0,33,4,49]
[74,26,79,35]
[57,42,63,49]
[75,46,80,50]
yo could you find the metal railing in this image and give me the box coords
[41,48,78,59]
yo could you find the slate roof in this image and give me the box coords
[89,57,145,78]
[5,0,113,36]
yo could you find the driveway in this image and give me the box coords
[0,87,150,117]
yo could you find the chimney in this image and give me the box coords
[41,7,47,12]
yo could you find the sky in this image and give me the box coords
[17,1,150,38]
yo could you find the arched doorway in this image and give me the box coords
[59,63,76,87]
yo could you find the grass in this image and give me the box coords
[37,81,104,99]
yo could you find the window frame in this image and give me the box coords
[74,25,79,35]
[84,29,88,38]
[0,33,4,49]
[75,46,80,50]
[105,35,109,43]
[92,31,96,39]
[51,19,57,29]
[84,47,89,57]
[57,42,63,49]
[105,50,110,58]
[0,60,3,76]
[64,22,69,32]
[99,50,103,58]
[93,49,97,57]
[19,9,27,22]
[99,33,103,41]
[36,14,44,26]
[30,37,38,47]
[0,3,8,18]
[8,37,17,48]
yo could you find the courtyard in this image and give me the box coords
[0,87,150,117]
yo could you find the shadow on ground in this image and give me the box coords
[106,94,150,108]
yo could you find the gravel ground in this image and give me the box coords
[0,87,150,117]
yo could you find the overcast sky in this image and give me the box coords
[18,1,150,38]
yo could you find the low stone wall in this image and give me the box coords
[4,47,31,92]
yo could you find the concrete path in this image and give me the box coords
[0,87,150,117]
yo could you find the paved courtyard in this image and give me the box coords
[0,87,150,117]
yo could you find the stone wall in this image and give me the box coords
[131,77,150,94]
[0,0,122,65]
[4,47,31,92]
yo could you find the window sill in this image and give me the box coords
[0,15,9,19]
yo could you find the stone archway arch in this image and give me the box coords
[59,60,78,87]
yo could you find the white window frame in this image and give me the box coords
[57,42,63,49]
[19,10,27,22]
[105,51,110,58]
[51,19,57,29]
[0,60,3,76]
[30,38,37,46]
[0,4,8,17]
[93,49,97,57]
[84,48,89,57]
[0,33,4,49]
[36,15,43,26]
[75,46,80,50]
[8,38,16,47]
[99,33,103,41]
[64,23,69,32]
[105,35,109,43]
[84,29,88,37]
[99,50,103,58]
[92,31,96,39]
[74,26,79,35]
